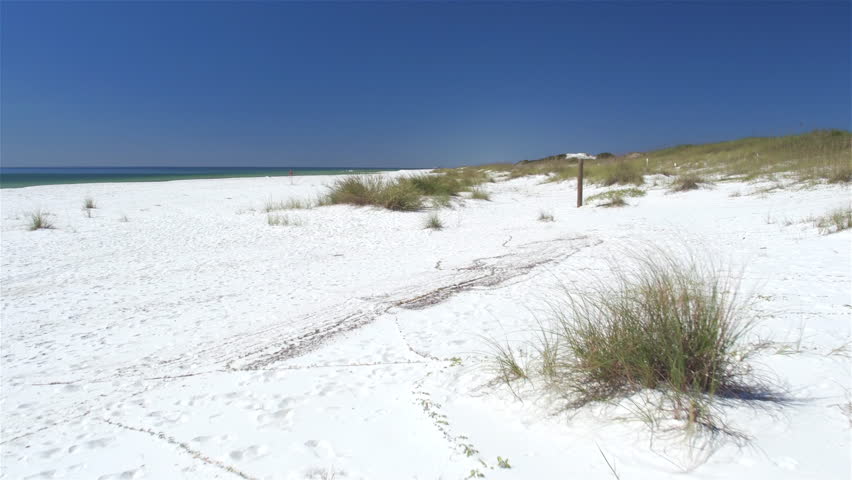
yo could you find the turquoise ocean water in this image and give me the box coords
[0,167,392,189]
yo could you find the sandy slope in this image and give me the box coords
[1,172,849,479]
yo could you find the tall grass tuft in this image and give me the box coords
[83,196,97,209]
[494,249,757,428]
[470,187,491,200]
[324,175,423,211]
[28,210,55,230]
[812,206,852,234]
[670,174,708,192]
[424,212,444,230]
[598,161,645,186]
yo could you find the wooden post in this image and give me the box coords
[577,157,584,207]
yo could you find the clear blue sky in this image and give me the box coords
[1,1,849,168]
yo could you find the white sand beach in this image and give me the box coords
[1,172,849,479]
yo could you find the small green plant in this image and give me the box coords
[470,188,491,201]
[812,206,852,234]
[424,212,444,230]
[465,470,485,479]
[538,210,555,222]
[449,357,463,366]
[497,456,512,469]
[267,213,302,226]
[27,210,54,230]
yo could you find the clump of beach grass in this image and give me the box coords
[27,210,55,230]
[586,187,646,208]
[598,161,645,186]
[324,175,423,211]
[424,212,444,230]
[83,196,97,209]
[492,248,760,431]
[811,206,852,235]
[267,213,302,226]
[431,194,453,209]
[323,170,492,211]
[827,165,852,184]
[538,210,555,222]
[470,187,491,200]
[264,198,313,212]
[670,174,709,192]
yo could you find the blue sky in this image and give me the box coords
[1,1,849,168]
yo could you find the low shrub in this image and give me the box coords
[596,152,616,159]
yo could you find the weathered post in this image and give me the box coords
[577,157,584,207]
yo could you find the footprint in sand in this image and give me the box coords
[228,444,269,461]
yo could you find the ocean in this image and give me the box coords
[0,167,392,189]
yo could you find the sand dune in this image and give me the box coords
[2,172,849,479]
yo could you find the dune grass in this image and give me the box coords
[470,187,491,200]
[669,174,709,192]
[267,213,302,226]
[492,249,757,430]
[264,198,314,212]
[83,196,97,209]
[811,206,852,235]
[643,129,851,182]
[586,187,645,208]
[424,212,444,230]
[27,210,54,230]
[443,129,850,187]
[324,170,491,211]
[324,176,423,211]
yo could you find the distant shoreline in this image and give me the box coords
[0,166,398,189]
